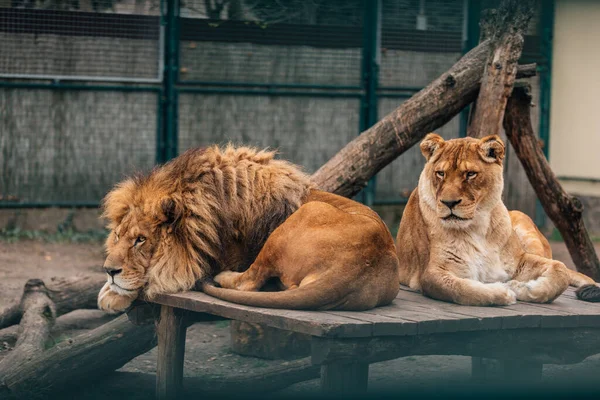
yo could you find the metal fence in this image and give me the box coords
[0,0,552,216]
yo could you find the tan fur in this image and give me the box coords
[99,145,399,312]
[396,134,596,306]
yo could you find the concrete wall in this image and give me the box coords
[550,0,600,192]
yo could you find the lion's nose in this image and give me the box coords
[441,199,462,210]
[104,266,123,277]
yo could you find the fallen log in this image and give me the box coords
[0,313,157,397]
[0,275,105,330]
[0,309,116,346]
[0,280,56,378]
[503,84,600,280]
[467,0,534,138]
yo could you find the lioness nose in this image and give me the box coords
[104,267,122,277]
[441,199,462,209]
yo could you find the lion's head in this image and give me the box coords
[101,173,205,301]
[418,133,505,229]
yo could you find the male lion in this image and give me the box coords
[98,145,399,313]
[395,133,599,306]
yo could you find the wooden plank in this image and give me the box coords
[502,302,578,329]
[156,305,187,400]
[521,297,600,326]
[320,361,369,394]
[395,289,540,330]
[361,301,475,335]
[154,292,372,338]
[323,310,417,337]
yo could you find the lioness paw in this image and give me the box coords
[98,282,137,314]
[488,282,517,306]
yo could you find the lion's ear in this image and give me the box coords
[478,135,505,164]
[101,178,137,225]
[158,196,185,228]
[420,133,445,161]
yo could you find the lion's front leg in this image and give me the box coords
[506,254,569,303]
[97,281,139,314]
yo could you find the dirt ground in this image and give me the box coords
[1,239,600,398]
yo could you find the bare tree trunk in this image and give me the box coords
[503,84,600,280]
[0,314,156,397]
[0,275,105,330]
[468,0,534,138]
[0,280,56,379]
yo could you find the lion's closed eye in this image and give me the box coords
[134,236,146,246]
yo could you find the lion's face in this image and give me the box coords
[103,208,157,296]
[418,133,505,229]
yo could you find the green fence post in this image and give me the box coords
[535,0,555,228]
[459,0,481,137]
[360,0,381,206]
[162,0,180,162]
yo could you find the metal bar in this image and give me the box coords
[0,202,100,209]
[177,87,363,98]
[0,82,160,92]
[359,0,381,207]
[156,89,166,164]
[557,176,600,184]
[177,81,363,90]
[372,198,409,206]
[163,0,180,161]
[375,86,422,92]
[0,73,161,83]
[376,93,420,99]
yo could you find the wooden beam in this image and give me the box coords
[156,306,187,400]
[310,37,536,197]
[467,0,534,138]
[311,327,600,366]
[503,84,600,280]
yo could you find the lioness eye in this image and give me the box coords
[435,171,445,178]
[135,236,146,246]
[114,232,119,243]
[466,171,477,179]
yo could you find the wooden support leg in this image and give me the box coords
[320,361,369,394]
[156,305,187,400]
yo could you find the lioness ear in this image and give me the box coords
[420,133,445,161]
[478,135,505,164]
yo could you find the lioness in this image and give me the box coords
[396,133,599,306]
[99,145,399,313]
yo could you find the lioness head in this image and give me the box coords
[418,133,505,228]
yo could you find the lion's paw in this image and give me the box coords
[97,282,138,314]
[213,271,242,289]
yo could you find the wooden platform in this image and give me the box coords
[150,286,600,399]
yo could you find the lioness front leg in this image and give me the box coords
[97,281,138,313]
[421,266,516,306]
[505,254,569,303]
